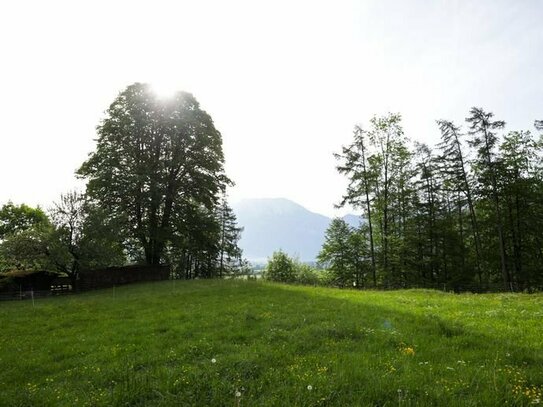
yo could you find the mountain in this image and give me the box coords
[342,213,363,228]
[231,198,362,263]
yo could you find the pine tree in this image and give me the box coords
[217,195,244,277]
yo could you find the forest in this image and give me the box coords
[319,109,543,291]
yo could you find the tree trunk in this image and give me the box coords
[483,128,509,289]
[358,135,377,287]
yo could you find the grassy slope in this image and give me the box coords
[0,280,542,406]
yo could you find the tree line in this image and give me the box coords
[0,83,246,288]
[322,108,543,291]
[3,84,542,293]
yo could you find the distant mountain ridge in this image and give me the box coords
[231,198,362,262]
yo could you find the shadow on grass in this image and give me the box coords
[2,280,542,406]
[269,283,543,362]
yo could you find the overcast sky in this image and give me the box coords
[1,0,541,217]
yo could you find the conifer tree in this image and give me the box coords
[437,120,483,284]
[466,107,509,289]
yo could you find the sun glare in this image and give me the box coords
[150,81,178,100]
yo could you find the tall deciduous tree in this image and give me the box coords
[336,114,410,287]
[367,113,407,285]
[335,126,377,286]
[78,83,230,266]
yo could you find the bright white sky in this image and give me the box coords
[1,0,541,217]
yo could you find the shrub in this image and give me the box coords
[295,263,319,285]
[263,251,297,283]
[317,269,337,287]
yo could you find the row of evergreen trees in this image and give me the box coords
[325,108,543,291]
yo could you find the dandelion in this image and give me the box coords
[235,391,241,397]
[400,345,415,356]
[211,358,216,364]
[307,385,313,391]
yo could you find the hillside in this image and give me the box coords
[232,198,362,262]
[1,280,542,406]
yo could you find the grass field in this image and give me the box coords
[1,280,542,406]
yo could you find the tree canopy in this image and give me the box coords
[78,83,241,276]
[0,202,50,240]
[0,194,125,281]
[318,218,367,287]
[335,108,543,291]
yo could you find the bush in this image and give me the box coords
[263,251,322,286]
[296,263,319,285]
[317,269,337,287]
[263,251,297,283]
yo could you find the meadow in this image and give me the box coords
[1,280,542,406]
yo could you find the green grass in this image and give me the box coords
[1,280,542,406]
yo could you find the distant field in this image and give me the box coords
[1,281,542,406]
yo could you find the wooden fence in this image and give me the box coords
[0,265,171,301]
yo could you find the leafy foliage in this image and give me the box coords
[0,193,125,281]
[0,202,50,240]
[318,218,368,287]
[295,263,320,285]
[47,191,125,284]
[77,83,243,277]
[335,109,543,290]
[263,250,297,283]
[0,227,53,273]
